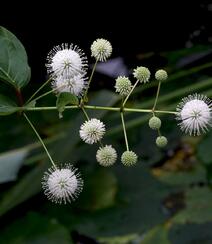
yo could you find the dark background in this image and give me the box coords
[1,1,212,82]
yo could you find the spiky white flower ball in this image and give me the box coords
[46,43,87,77]
[121,150,138,166]
[176,94,212,136]
[42,164,83,204]
[91,38,112,62]
[52,74,88,97]
[133,66,150,83]
[115,76,132,96]
[96,145,117,167]
[155,69,168,81]
[80,118,106,144]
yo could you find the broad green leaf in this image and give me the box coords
[0,212,72,244]
[169,222,212,244]
[0,94,18,115]
[141,225,170,244]
[77,168,117,211]
[73,165,171,238]
[56,92,78,118]
[172,187,212,224]
[0,147,29,183]
[197,131,212,165]
[152,164,206,186]
[0,162,48,216]
[99,234,138,244]
[0,26,31,88]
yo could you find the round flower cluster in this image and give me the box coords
[47,43,88,97]
[121,151,138,166]
[115,76,132,96]
[42,164,83,204]
[155,69,168,81]
[176,94,212,136]
[91,38,112,62]
[148,116,161,130]
[133,66,150,83]
[96,145,117,166]
[79,118,105,144]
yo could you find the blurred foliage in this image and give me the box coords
[0,27,212,243]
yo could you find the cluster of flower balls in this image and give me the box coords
[42,38,212,205]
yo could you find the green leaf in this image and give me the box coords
[0,162,48,216]
[56,92,79,118]
[73,165,171,238]
[169,222,212,244]
[0,212,72,244]
[0,147,29,183]
[0,26,31,88]
[172,187,212,224]
[141,225,170,244]
[197,131,212,165]
[152,164,207,186]
[0,94,18,115]
[77,168,117,211]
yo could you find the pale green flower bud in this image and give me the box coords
[156,136,168,147]
[133,66,150,83]
[155,69,168,81]
[148,116,161,130]
[115,76,132,96]
[121,151,138,166]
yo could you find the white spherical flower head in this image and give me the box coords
[91,38,112,62]
[96,145,117,167]
[47,43,88,77]
[52,74,88,97]
[115,76,132,96]
[176,94,212,136]
[42,164,83,204]
[80,118,106,144]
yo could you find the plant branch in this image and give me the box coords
[26,77,52,104]
[123,79,139,107]
[23,113,57,169]
[120,112,129,151]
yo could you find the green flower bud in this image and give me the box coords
[115,76,132,96]
[121,151,138,166]
[133,66,150,83]
[148,116,161,130]
[156,136,168,147]
[96,145,117,167]
[155,69,168,81]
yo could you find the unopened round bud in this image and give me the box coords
[156,136,168,147]
[121,151,138,166]
[155,69,168,81]
[148,116,161,130]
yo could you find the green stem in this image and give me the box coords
[83,59,98,101]
[120,112,129,151]
[26,77,53,104]
[123,79,139,107]
[152,81,161,113]
[23,113,57,169]
[23,105,177,114]
[81,106,90,121]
